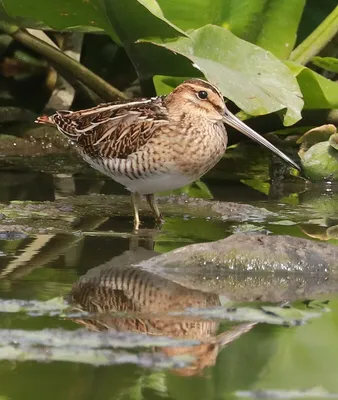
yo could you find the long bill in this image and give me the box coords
[222,107,300,171]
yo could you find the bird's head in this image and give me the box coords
[166,78,225,122]
[166,78,300,171]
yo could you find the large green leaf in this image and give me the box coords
[254,0,305,59]
[147,0,306,58]
[0,0,116,36]
[287,61,338,109]
[145,25,303,125]
[0,2,52,30]
[1,0,306,60]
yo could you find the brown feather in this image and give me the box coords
[39,97,169,159]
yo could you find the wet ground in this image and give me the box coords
[0,144,338,400]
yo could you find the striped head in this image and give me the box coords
[165,78,300,170]
[165,79,226,122]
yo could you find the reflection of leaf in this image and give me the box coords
[145,25,303,125]
[237,388,338,398]
[159,180,213,199]
[270,220,297,226]
[232,223,265,233]
[299,224,330,241]
[240,179,270,195]
[154,217,227,253]
[177,304,323,326]
[253,299,338,394]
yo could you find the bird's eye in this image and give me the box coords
[197,90,208,100]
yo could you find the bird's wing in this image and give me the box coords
[49,98,169,159]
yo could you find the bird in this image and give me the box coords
[36,78,300,230]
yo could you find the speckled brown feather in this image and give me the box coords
[37,97,169,159]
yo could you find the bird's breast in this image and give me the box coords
[173,122,228,177]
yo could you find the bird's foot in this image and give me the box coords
[154,214,165,230]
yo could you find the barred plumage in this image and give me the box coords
[69,263,220,338]
[36,78,300,229]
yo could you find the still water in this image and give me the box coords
[0,148,338,400]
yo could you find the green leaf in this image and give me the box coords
[153,75,187,94]
[329,133,338,151]
[287,61,338,109]
[144,25,303,125]
[137,0,185,35]
[300,141,338,181]
[155,0,306,58]
[0,0,119,40]
[297,124,337,156]
[254,0,305,59]
[312,56,338,73]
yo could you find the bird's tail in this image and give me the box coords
[35,111,78,139]
[35,115,55,126]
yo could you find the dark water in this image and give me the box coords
[0,149,338,400]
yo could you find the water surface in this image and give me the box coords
[0,149,337,400]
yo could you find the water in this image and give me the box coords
[0,148,338,400]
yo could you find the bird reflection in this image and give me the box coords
[68,245,254,376]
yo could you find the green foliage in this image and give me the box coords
[146,25,303,125]
[0,0,337,128]
[155,0,305,60]
[290,4,338,65]
[1,0,110,33]
[298,124,338,180]
[297,0,337,43]
[287,61,338,109]
[312,56,338,73]
[301,141,338,180]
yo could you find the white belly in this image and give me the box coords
[117,172,196,194]
[82,153,196,194]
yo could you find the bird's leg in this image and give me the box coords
[145,194,163,226]
[131,192,141,231]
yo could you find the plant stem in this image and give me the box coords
[289,6,338,65]
[0,21,128,101]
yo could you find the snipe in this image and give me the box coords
[36,78,300,229]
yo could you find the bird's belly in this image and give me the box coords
[81,153,196,194]
[119,173,196,194]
